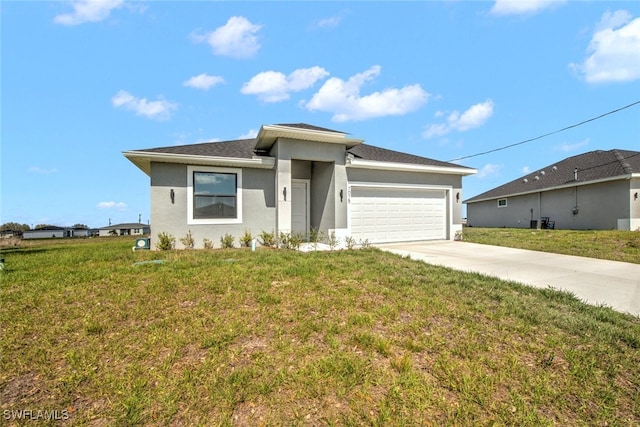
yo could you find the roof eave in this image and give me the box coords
[123,151,275,176]
[347,158,477,175]
[464,173,634,204]
[255,124,364,152]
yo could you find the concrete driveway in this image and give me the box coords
[376,241,640,317]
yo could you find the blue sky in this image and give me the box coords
[2,0,639,228]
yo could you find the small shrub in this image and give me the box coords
[326,231,340,251]
[278,232,290,249]
[203,238,214,250]
[259,230,276,248]
[156,232,175,251]
[239,230,253,248]
[179,230,195,249]
[280,232,303,250]
[345,236,356,250]
[359,238,371,249]
[309,227,324,249]
[220,233,235,249]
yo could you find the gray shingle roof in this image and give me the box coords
[465,149,640,203]
[130,123,469,170]
[136,139,257,159]
[347,144,463,168]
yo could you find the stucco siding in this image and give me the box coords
[274,138,348,235]
[467,179,632,230]
[631,177,640,230]
[150,162,276,249]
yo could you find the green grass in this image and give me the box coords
[1,237,639,425]
[464,227,640,264]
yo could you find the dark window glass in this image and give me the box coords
[193,172,237,218]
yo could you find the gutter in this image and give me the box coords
[346,157,477,176]
[123,151,275,176]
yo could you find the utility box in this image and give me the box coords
[134,238,151,250]
[530,220,537,229]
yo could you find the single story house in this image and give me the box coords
[97,223,150,237]
[23,226,95,239]
[465,149,640,230]
[124,123,476,249]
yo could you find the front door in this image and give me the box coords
[291,180,309,238]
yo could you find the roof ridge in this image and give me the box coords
[612,149,633,174]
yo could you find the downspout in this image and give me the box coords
[537,192,541,230]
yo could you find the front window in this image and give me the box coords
[193,172,237,219]
[497,198,507,207]
[187,166,242,225]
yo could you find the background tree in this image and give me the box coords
[73,224,89,229]
[0,222,30,231]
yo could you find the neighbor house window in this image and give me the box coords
[497,198,507,207]
[188,166,242,225]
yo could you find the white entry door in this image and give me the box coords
[350,186,447,243]
[291,180,309,237]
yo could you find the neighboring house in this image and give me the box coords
[98,223,150,237]
[23,227,97,239]
[124,123,476,249]
[24,226,69,239]
[465,149,640,231]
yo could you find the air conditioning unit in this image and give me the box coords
[134,237,151,250]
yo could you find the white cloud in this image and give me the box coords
[555,138,589,152]
[476,163,502,178]
[191,16,261,59]
[522,166,532,174]
[313,15,343,29]
[304,65,429,122]
[111,90,177,120]
[54,0,124,25]
[239,129,259,139]
[490,0,566,16]
[28,166,58,174]
[571,10,640,84]
[183,73,225,90]
[241,66,329,103]
[97,201,128,210]
[422,99,494,139]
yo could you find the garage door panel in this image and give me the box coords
[350,187,447,243]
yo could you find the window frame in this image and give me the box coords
[497,198,508,208]
[187,166,243,225]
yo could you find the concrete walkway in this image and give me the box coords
[376,241,640,317]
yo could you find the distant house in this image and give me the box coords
[23,226,69,239]
[23,226,97,239]
[98,223,150,237]
[465,149,640,231]
[123,123,476,249]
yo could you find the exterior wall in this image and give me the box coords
[150,162,276,249]
[272,138,348,236]
[629,177,640,231]
[346,168,464,239]
[467,179,632,230]
[24,229,66,239]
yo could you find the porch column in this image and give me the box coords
[276,157,292,235]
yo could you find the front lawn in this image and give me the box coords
[464,227,640,264]
[1,238,639,425]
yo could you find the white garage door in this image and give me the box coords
[350,187,447,243]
